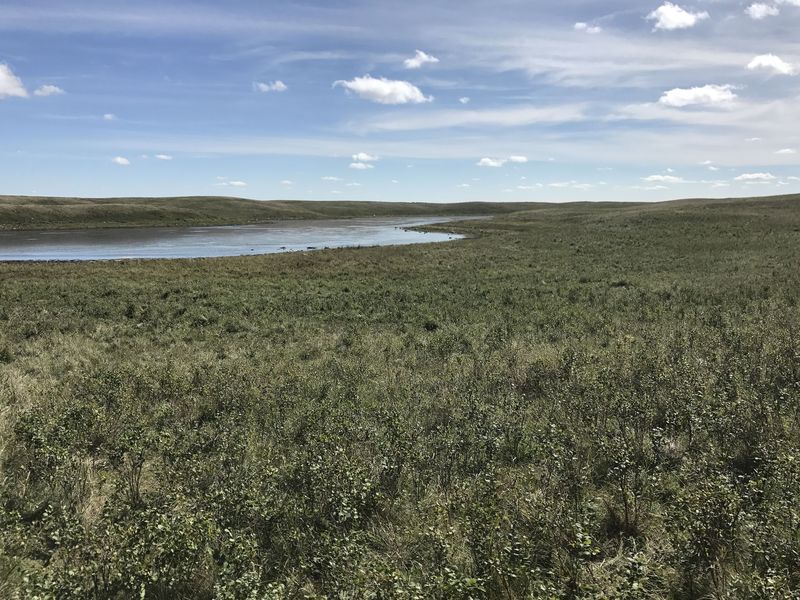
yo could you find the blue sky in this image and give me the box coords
[1,0,799,202]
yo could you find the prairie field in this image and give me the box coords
[1,195,800,598]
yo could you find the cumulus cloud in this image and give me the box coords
[334,75,432,104]
[477,157,507,167]
[155,154,173,160]
[746,54,796,75]
[574,22,602,34]
[459,97,470,104]
[734,172,776,181]
[508,155,528,163]
[254,80,288,92]
[746,3,780,18]
[659,84,737,107]
[643,174,686,183]
[0,64,28,99]
[33,84,65,97]
[403,50,439,69]
[112,156,130,166]
[352,152,378,162]
[647,2,709,30]
[349,162,374,170]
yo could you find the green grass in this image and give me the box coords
[1,194,799,598]
[0,195,537,230]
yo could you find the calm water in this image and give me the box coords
[0,216,470,261]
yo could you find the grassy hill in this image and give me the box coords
[0,195,539,230]
[1,194,800,597]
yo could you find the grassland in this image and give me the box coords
[0,196,535,230]
[1,194,799,598]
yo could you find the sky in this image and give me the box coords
[1,0,799,203]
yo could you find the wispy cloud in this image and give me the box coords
[477,157,506,167]
[643,174,686,183]
[734,172,776,182]
[353,103,585,132]
[403,50,439,69]
[33,84,65,97]
[254,80,288,93]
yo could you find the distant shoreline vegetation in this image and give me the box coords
[0,196,538,231]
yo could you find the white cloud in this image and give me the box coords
[747,54,795,75]
[403,50,439,69]
[0,63,28,99]
[776,148,797,154]
[457,183,471,188]
[103,113,117,121]
[155,154,173,160]
[659,84,737,108]
[322,176,341,181]
[112,156,130,166]
[346,182,361,187]
[643,174,686,183]
[254,80,288,93]
[775,0,800,6]
[574,22,602,34]
[647,2,709,30]
[280,179,293,185]
[349,162,374,170]
[33,84,64,97]
[333,75,432,104]
[477,157,507,167]
[734,172,776,181]
[459,97,470,104]
[746,3,780,18]
[228,180,247,187]
[352,152,378,162]
[508,155,528,163]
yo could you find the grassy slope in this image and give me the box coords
[1,194,799,597]
[0,195,539,230]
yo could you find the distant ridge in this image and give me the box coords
[0,194,797,231]
[0,196,541,231]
